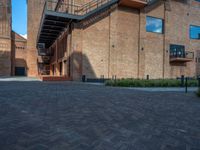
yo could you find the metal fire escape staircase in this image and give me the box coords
[36,0,157,49]
[36,0,158,75]
[37,0,120,48]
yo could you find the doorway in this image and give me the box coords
[15,67,26,76]
[59,62,63,76]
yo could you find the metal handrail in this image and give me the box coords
[46,0,116,16]
[37,0,149,46]
[38,47,53,56]
[37,0,118,46]
[170,51,194,59]
[37,1,48,46]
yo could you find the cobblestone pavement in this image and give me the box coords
[0,81,200,150]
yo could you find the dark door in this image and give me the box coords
[15,67,26,76]
[59,62,62,76]
[52,65,55,75]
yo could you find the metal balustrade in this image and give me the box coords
[38,63,51,75]
[36,0,155,75]
[37,0,119,48]
[46,0,118,15]
[170,51,194,62]
[38,48,52,56]
[37,0,153,48]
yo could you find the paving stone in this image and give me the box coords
[0,81,200,149]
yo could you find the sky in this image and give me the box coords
[146,16,163,33]
[12,0,27,39]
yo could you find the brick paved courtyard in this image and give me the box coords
[0,81,200,150]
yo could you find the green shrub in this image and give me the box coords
[188,80,198,87]
[105,79,198,87]
[196,88,200,97]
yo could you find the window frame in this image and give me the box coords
[190,25,200,40]
[170,44,186,58]
[146,16,164,34]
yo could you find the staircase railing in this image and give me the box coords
[46,0,118,16]
[170,51,194,59]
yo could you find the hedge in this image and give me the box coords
[105,79,198,87]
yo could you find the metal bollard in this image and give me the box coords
[198,77,200,88]
[146,75,149,80]
[112,75,114,80]
[82,75,86,82]
[181,75,185,87]
[185,77,188,93]
[101,75,104,82]
[114,75,117,84]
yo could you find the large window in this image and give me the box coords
[170,44,185,58]
[146,16,164,34]
[190,25,200,39]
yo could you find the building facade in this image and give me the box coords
[0,0,199,79]
[32,0,200,80]
[0,0,27,76]
[11,31,27,76]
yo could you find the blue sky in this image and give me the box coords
[12,0,27,37]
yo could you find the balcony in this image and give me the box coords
[37,55,51,64]
[170,51,194,63]
[38,47,52,56]
[119,0,147,8]
[37,63,51,75]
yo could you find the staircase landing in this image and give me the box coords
[40,75,72,81]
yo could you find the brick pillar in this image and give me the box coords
[70,24,83,81]
[27,0,45,77]
[138,11,145,79]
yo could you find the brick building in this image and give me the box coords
[32,0,200,81]
[11,31,27,76]
[21,0,200,80]
[0,0,27,76]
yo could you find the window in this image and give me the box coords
[190,25,200,39]
[196,0,200,2]
[170,44,185,58]
[146,16,164,34]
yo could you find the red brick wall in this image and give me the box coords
[27,0,45,77]
[0,0,11,76]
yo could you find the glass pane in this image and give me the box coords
[170,44,185,58]
[146,16,163,34]
[190,25,200,39]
